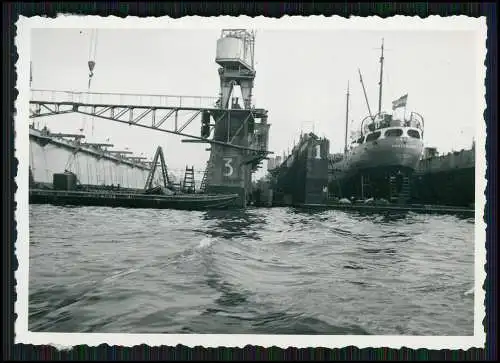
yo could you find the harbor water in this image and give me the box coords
[29,205,475,335]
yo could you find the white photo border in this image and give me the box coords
[14,14,487,350]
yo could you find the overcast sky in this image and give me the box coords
[30,24,483,180]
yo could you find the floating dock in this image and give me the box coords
[268,132,330,206]
[263,134,475,215]
[29,126,154,190]
[411,146,475,207]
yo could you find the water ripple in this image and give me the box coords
[29,205,474,335]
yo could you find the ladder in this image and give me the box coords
[361,174,371,199]
[171,181,182,192]
[398,175,411,204]
[389,175,398,202]
[199,166,208,193]
[182,166,195,194]
[389,173,411,204]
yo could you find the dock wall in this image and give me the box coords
[411,147,475,207]
[29,129,158,190]
[416,148,475,174]
[269,133,329,206]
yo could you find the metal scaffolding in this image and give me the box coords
[29,89,271,155]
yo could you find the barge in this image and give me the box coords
[29,189,239,211]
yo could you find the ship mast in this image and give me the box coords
[344,81,350,154]
[358,68,373,120]
[378,38,384,115]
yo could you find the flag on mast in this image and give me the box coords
[392,94,408,110]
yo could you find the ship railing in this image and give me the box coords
[408,112,424,132]
[31,89,220,110]
[360,112,424,135]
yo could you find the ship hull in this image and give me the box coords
[329,135,424,200]
[331,136,423,179]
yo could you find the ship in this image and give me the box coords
[329,39,425,203]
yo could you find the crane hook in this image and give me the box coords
[87,60,96,89]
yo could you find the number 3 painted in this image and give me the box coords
[223,157,234,176]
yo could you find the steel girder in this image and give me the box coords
[29,100,271,155]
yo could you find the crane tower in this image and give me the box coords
[216,29,256,109]
[203,29,269,207]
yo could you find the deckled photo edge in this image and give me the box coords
[14,14,32,347]
[14,14,488,350]
[474,14,487,346]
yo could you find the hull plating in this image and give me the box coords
[330,135,424,181]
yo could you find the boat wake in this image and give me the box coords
[197,237,215,249]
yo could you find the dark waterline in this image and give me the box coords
[29,205,475,335]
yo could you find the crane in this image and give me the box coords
[88,29,98,89]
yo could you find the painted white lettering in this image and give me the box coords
[223,157,233,176]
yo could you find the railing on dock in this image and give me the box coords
[31,89,220,110]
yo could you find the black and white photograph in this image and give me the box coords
[15,15,486,349]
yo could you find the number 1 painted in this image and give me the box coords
[315,144,321,159]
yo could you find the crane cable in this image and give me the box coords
[88,29,98,136]
[88,29,98,88]
[79,29,98,134]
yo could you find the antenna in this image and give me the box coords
[378,38,385,115]
[344,81,350,154]
[358,68,373,119]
